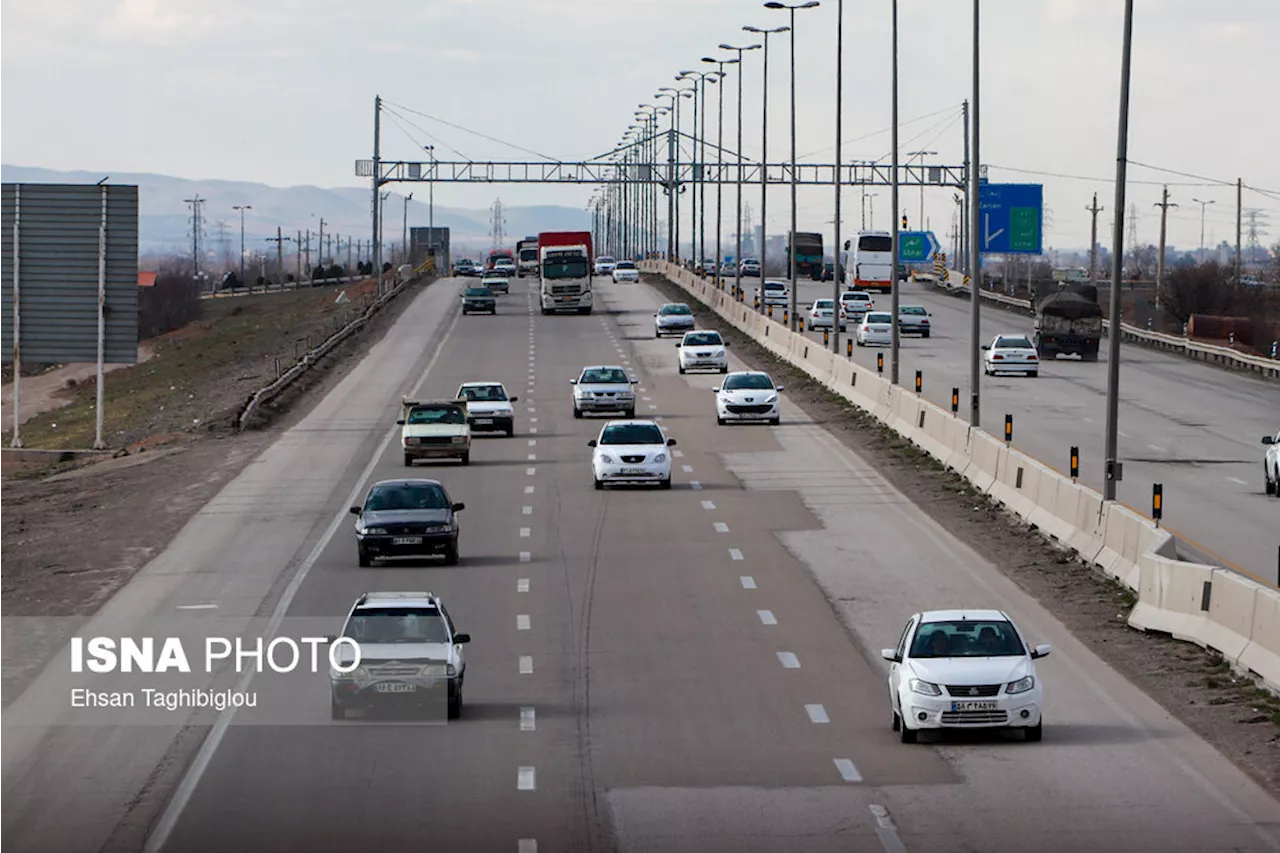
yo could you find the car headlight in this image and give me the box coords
[446,663,457,677]
[451,436,467,444]
[764,395,778,404]
[361,526,387,535]
[423,523,449,533]
[653,454,667,463]
[600,454,615,464]
[713,349,725,357]
[908,678,941,696]
[1006,675,1035,694]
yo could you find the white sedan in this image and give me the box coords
[588,419,676,489]
[855,312,895,346]
[676,330,730,374]
[881,609,1050,743]
[713,371,783,425]
[456,381,517,436]
[594,256,617,275]
[982,333,1040,377]
[1263,430,1280,496]
[612,260,640,283]
[807,299,847,332]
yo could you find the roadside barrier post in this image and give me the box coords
[1070,446,1079,479]
[951,387,959,414]
[798,317,805,332]
[914,370,922,394]
[783,309,789,326]
[823,329,830,346]
[847,340,853,358]
[877,353,884,374]
[1153,484,1163,526]
[1004,415,1013,444]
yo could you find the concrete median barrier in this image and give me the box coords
[1200,569,1261,663]
[1240,590,1280,691]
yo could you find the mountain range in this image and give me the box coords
[0,165,589,258]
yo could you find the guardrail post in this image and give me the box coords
[1070,446,1079,479]
[847,339,853,358]
[754,295,760,309]
[1273,340,1278,359]
[1004,414,1013,444]
[914,370,922,394]
[1152,483,1163,526]
[768,305,774,318]
[951,387,959,414]
[877,353,884,374]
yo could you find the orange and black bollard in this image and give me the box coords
[755,295,760,309]
[877,353,884,374]
[1004,414,1013,444]
[798,317,805,332]
[783,309,789,326]
[914,370,922,394]
[847,339,853,357]
[768,305,774,318]
[1153,484,1163,524]
[951,387,959,414]
[823,329,829,345]
[1070,446,1079,479]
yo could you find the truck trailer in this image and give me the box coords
[538,231,593,315]
[1034,282,1102,360]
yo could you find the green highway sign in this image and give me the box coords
[898,231,940,263]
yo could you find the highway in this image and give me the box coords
[782,275,1280,584]
[5,273,1280,852]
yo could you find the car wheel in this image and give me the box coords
[443,540,459,566]
[505,425,515,438]
[573,407,583,419]
[1265,475,1276,496]
[769,417,781,426]
[358,548,372,568]
[654,330,661,338]
[892,711,901,732]
[856,338,865,347]
[1025,722,1043,742]
[899,720,918,744]
[922,330,930,338]
[1029,370,1039,378]
[593,475,604,490]
[659,477,672,490]
[404,453,414,467]
[678,365,686,375]
[720,365,728,374]
[717,415,726,425]
[461,452,471,465]
[331,697,347,720]
[447,682,463,720]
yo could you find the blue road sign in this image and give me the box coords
[978,183,1043,254]
[898,231,940,263]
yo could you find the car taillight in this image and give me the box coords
[1028,354,1038,360]
[992,354,1004,360]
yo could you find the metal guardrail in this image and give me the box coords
[200,276,364,300]
[931,277,1280,378]
[235,273,428,430]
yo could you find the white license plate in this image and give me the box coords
[951,701,997,711]
[392,536,423,545]
[473,418,493,425]
[620,467,647,475]
[375,683,416,693]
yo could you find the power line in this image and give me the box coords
[796,103,961,161]
[382,106,472,161]
[383,98,559,161]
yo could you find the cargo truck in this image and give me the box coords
[516,237,539,277]
[487,248,514,270]
[538,231,593,315]
[1034,282,1102,360]
[785,232,824,280]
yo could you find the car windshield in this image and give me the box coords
[519,249,538,260]
[344,608,450,644]
[406,405,465,425]
[543,259,589,279]
[901,306,926,315]
[459,385,507,401]
[684,332,722,346]
[723,373,774,390]
[845,293,870,301]
[465,287,492,297]
[660,304,692,315]
[599,423,664,445]
[996,336,1033,349]
[598,256,615,263]
[580,368,628,384]
[814,300,833,309]
[866,313,893,324]
[482,272,504,279]
[615,261,636,270]
[765,282,785,291]
[858,235,893,252]
[910,619,1026,658]
[364,482,450,512]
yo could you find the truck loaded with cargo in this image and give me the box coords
[538,231,593,315]
[516,237,539,278]
[1033,282,1102,360]
[785,232,825,280]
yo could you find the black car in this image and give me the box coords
[351,479,465,566]
[461,285,497,314]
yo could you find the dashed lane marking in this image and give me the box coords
[527,454,537,461]
[517,614,530,631]
[520,708,536,732]
[517,578,530,592]
[526,467,536,476]
[806,704,830,723]
[757,610,777,625]
[673,449,684,458]
[528,439,537,446]
[701,500,716,510]
[740,576,756,589]
[682,464,694,473]
[690,481,702,490]
[518,841,538,853]
[519,656,533,674]
[519,551,531,562]
[176,604,217,610]
[523,506,533,515]
[517,767,536,790]
[729,548,743,560]
[713,522,729,533]
[1227,476,1248,485]
[525,485,535,494]
[520,528,531,538]
[777,652,800,668]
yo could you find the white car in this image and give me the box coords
[898,305,932,337]
[739,258,761,277]
[594,255,617,275]
[676,330,730,374]
[756,280,790,307]
[983,333,1040,377]
[1263,430,1280,496]
[399,399,471,466]
[571,365,637,418]
[807,298,847,332]
[329,591,471,720]
[492,259,517,278]
[456,382,517,436]
[588,419,676,489]
[855,312,894,346]
[713,371,783,425]
[612,260,640,283]
[840,290,875,320]
[480,270,509,294]
[881,609,1050,743]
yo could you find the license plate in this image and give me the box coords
[473,418,493,425]
[558,296,574,301]
[620,467,647,475]
[951,701,997,711]
[393,536,423,545]
[375,683,416,693]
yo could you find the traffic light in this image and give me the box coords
[902,213,909,230]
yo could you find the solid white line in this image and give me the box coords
[517,767,536,790]
[713,522,729,533]
[757,609,777,625]
[520,708,536,732]
[519,656,533,674]
[806,703,830,723]
[520,528,531,538]
[777,652,800,669]
[517,614,531,631]
[729,548,744,560]
[517,578,530,592]
[526,467,536,476]
[672,449,684,458]
[525,485,535,494]
[682,464,694,473]
[520,551,531,562]
[869,805,907,853]
[690,481,702,490]
[176,604,217,610]
[740,576,756,589]
[523,506,533,515]
[701,500,716,510]
[144,302,466,853]
[1227,476,1248,485]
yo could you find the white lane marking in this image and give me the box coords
[869,804,906,852]
[1227,476,1248,485]
[517,614,531,631]
[528,406,537,413]
[690,480,702,490]
[176,604,217,610]
[518,840,538,853]
[682,464,694,473]
[520,708,536,732]
[777,652,801,669]
[144,303,466,853]
[639,387,647,392]
[713,522,729,533]
[519,551,531,562]
[529,427,538,434]
[525,485,535,494]
[647,404,658,410]
[519,656,534,674]
[527,453,537,461]
[1148,444,1167,452]
[517,578,530,592]
[523,506,533,515]
[530,417,538,423]
[643,396,653,401]
[517,767,536,790]
[740,576,756,589]
[673,449,684,458]
[729,548,744,561]
[528,439,537,446]
[757,609,777,625]
[520,528,531,538]
[834,759,863,782]
[806,703,830,724]
[701,500,716,510]
[527,467,536,476]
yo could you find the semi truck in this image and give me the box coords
[846,230,895,293]
[785,232,825,280]
[538,231,593,315]
[516,237,539,278]
[1033,282,1102,360]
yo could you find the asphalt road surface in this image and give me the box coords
[780,275,1280,584]
[5,274,1280,853]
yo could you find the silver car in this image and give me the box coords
[612,260,641,283]
[654,303,696,338]
[571,365,638,418]
[898,305,932,337]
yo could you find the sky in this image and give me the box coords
[3,0,1279,254]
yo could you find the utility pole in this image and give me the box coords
[265,227,292,286]
[317,217,326,271]
[1153,186,1176,313]
[1126,202,1138,281]
[372,94,383,294]
[967,0,982,428]
[184,195,205,283]
[304,229,311,278]
[232,204,252,286]
[1087,193,1103,284]
[296,230,303,282]
[1236,177,1243,283]
[961,101,970,276]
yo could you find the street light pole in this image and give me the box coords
[968,0,982,427]
[831,0,844,353]
[703,55,741,286]
[890,0,901,382]
[1192,198,1214,262]
[744,24,789,310]
[1103,0,1136,503]
[232,204,251,285]
[403,192,413,263]
[719,43,760,299]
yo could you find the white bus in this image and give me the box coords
[846,230,895,294]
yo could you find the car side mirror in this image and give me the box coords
[451,502,465,512]
[723,341,730,346]
[1031,644,1051,660]
[453,633,471,645]
[981,344,991,351]
[509,396,518,403]
[349,506,362,515]
[667,438,677,446]
[396,419,405,425]
[587,439,597,447]
[711,387,721,393]
[1264,436,1276,444]
[569,379,577,385]
[675,343,682,348]
[775,386,785,392]
[880,648,901,663]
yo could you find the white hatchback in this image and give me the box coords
[713,371,783,425]
[612,260,640,283]
[588,419,676,489]
[855,312,895,346]
[882,609,1050,743]
[676,330,730,374]
[983,333,1040,377]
